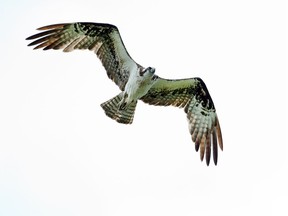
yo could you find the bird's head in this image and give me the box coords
[139,67,158,80]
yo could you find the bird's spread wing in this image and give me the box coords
[141,77,223,165]
[26,22,138,90]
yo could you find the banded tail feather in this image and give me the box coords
[100,93,137,124]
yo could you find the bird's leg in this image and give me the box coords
[118,92,128,110]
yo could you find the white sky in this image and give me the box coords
[0,0,287,216]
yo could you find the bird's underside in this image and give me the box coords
[26,22,223,166]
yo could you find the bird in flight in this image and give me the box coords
[26,22,223,165]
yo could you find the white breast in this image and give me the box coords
[124,67,154,103]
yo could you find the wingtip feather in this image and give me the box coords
[216,119,223,151]
[37,23,67,31]
[195,140,200,152]
[212,128,218,165]
[205,136,211,166]
[200,138,205,162]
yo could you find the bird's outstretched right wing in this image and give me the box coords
[26,22,138,90]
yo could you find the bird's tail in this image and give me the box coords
[100,93,137,124]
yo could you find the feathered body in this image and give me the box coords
[26,22,223,165]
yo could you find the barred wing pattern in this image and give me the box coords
[26,22,137,90]
[141,78,223,165]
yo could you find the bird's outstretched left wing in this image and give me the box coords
[26,22,138,90]
[141,77,223,165]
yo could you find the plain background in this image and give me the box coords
[0,0,287,215]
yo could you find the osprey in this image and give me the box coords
[26,22,223,165]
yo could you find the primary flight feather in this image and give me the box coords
[26,22,223,165]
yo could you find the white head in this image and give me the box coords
[139,67,158,80]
